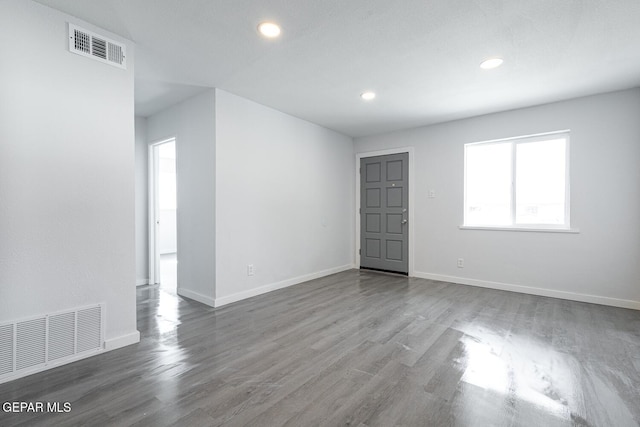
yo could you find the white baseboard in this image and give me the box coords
[214,264,354,307]
[414,271,640,310]
[178,287,216,307]
[104,330,141,351]
[136,279,149,286]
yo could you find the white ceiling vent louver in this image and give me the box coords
[68,23,126,69]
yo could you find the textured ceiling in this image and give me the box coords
[35,0,640,137]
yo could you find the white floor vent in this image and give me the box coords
[0,304,103,383]
[68,23,126,69]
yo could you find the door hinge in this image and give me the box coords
[359,249,361,255]
[359,208,361,214]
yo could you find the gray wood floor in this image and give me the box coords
[1,270,640,426]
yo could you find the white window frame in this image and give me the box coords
[462,130,573,232]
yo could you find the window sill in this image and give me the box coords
[459,225,580,234]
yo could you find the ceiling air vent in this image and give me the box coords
[68,23,126,69]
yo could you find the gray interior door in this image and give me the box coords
[360,153,409,274]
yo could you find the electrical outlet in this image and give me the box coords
[457,258,464,268]
[247,264,255,276]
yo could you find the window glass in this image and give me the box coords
[515,139,566,225]
[464,132,569,229]
[465,143,512,226]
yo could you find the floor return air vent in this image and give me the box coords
[0,304,104,384]
[68,23,126,69]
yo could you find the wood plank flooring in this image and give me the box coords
[1,270,640,426]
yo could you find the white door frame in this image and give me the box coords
[355,147,415,277]
[148,137,176,285]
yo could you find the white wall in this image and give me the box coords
[215,89,354,305]
[135,116,149,285]
[147,90,216,304]
[355,89,640,308]
[0,1,138,347]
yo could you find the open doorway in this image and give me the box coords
[149,138,177,292]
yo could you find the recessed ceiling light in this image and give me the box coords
[361,91,376,101]
[258,22,281,38]
[480,57,504,70]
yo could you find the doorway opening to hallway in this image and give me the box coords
[149,138,177,292]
